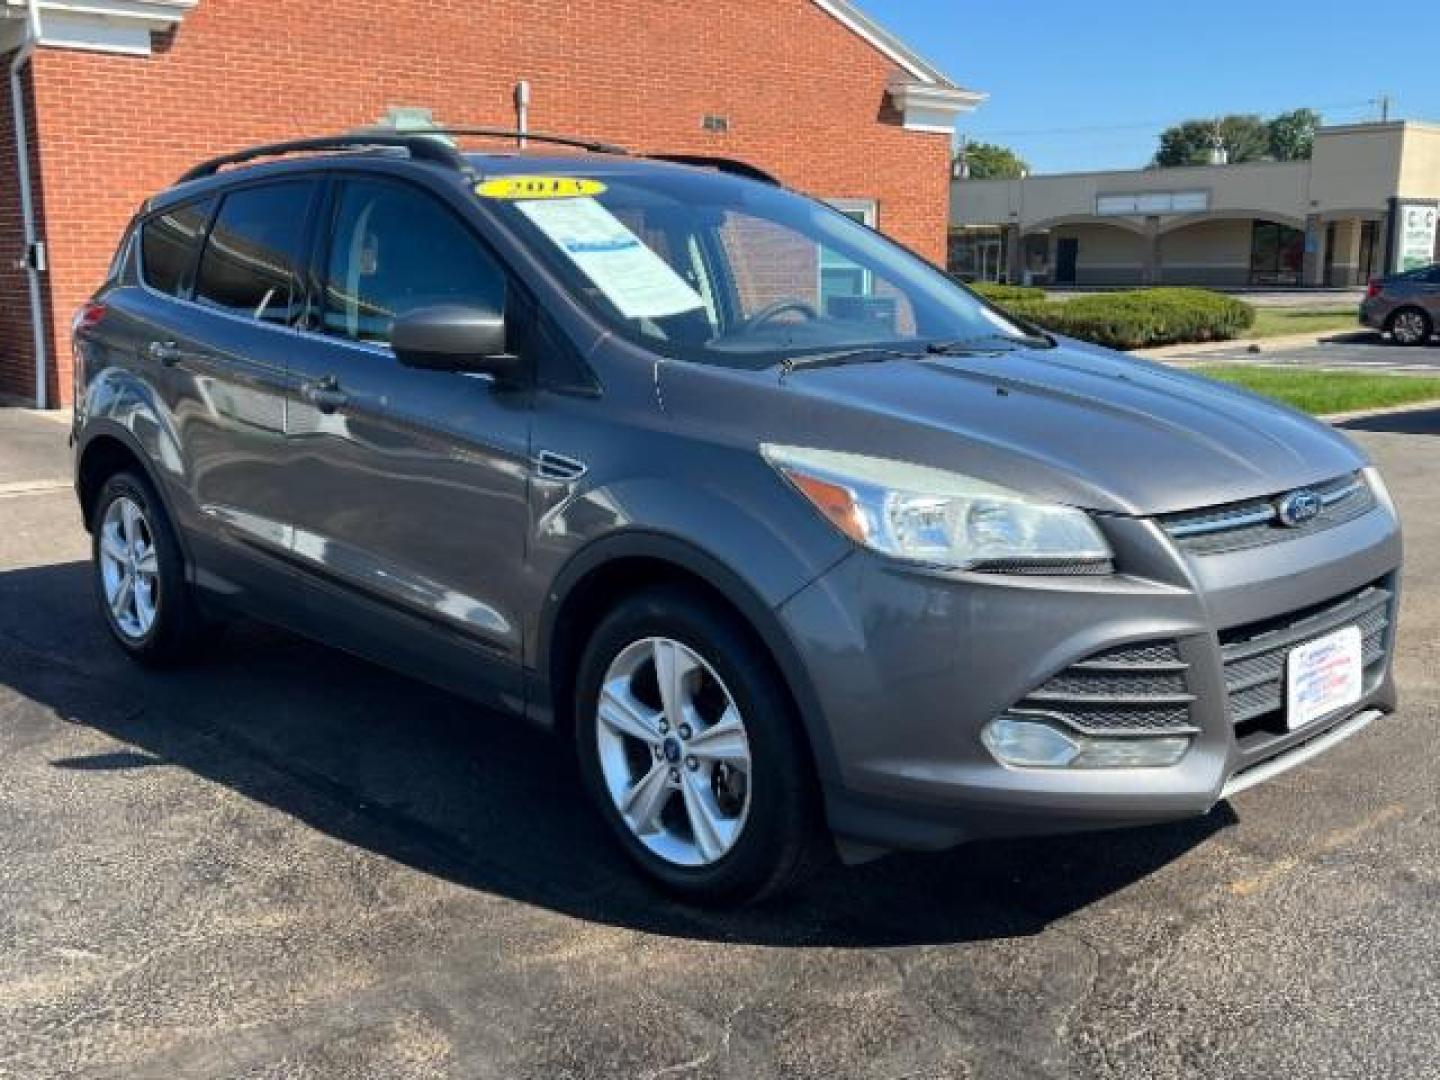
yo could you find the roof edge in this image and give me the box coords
[810,0,968,91]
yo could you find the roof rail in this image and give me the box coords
[176,134,474,184]
[646,154,780,186]
[418,126,632,157]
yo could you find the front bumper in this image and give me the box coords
[780,496,1402,853]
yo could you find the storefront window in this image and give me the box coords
[1249,221,1305,286]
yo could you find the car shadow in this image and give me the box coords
[0,560,1234,948]
[1339,406,1440,436]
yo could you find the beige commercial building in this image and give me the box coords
[950,121,1440,288]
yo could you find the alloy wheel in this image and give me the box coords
[595,637,752,867]
[99,496,160,640]
[1393,309,1429,345]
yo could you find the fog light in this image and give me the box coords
[982,717,1081,768]
[983,715,1191,770]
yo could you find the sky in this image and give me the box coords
[853,0,1439,175]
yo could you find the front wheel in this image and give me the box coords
[1388,307,1433,346]
[574,587,825,904]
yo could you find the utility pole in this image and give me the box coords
[1373,94,1392,123]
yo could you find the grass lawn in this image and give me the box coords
[1193,365,1440,415]
[1242,307,1360,340]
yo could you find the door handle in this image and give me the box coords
[300,375,348,415]
[146,340,182,366]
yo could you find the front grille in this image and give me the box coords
[1016,640,1199,736]
[1160,473,1376,555]
[1220,583,1393,729]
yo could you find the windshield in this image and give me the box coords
[480,167,1034,369]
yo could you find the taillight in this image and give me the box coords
[73,300,107,334]
[1366,279,1382,300]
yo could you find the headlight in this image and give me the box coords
[1363,465,1396,516]
[761,444,1112,571]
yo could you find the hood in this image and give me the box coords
[661,340,1367,517]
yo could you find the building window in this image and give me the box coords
[821,200,877,311]
[1249,221,1305,286]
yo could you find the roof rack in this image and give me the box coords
[415,126,632,157]
[176,132,781,190]
[645,154,780,186]
[177,134,475,184]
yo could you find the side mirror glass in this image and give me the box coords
[391,304,522,381]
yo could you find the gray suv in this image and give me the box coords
[1361,263,1440,345]
[72,131,1402,903]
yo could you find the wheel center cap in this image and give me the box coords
[662,737,683,764]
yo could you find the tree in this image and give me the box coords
[1154,115,1270,167]
[1267,108,1320,161]
[958,141,1029,180]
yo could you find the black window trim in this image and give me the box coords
[135,173,326,337]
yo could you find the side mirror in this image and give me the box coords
[391,304,524,382]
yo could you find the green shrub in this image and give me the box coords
[968,282,1047,304]
[980,287,1256,350]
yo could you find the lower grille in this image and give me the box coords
[1220,583,1393,729]
[1016,640,1199,736]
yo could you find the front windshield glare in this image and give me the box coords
[485,170,1031,369]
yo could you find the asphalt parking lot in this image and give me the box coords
[2,406,1438,1079]
[1169,330,1440,372]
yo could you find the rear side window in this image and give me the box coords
[321,178,506,346]
[140,198,214,297]
[194,181,318,326]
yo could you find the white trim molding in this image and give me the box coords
[2,0,196,55]
[811,0,988,135]
[887,77,985,136]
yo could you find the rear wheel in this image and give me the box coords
[574,587,825,904]
[91,471,202,665]
[1388,307,1432,346]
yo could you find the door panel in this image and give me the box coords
[281,176,531,702]
[135,183,318,611]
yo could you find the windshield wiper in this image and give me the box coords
[927,330,1056,353]
[781,346,926,373]
[781,332,1052,374]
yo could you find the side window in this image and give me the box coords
[140,198,214,297]
[321,178,506,346]
[194,181,317,326]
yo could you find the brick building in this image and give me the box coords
[1,0,981,407]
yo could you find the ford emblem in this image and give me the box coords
[1276,488,1323,528]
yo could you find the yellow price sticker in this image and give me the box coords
[475,176,608,200]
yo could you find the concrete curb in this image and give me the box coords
[1133,331,1339,359]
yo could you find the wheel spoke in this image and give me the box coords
[100,527,128,564]
[652,638,696,727]
[687,708,749,768]
[681,771,732,863]
[621,762,674,834]
[121,500,143,553]
[110,573,135,620]
[599,681,661,745]
[134,545,158,576]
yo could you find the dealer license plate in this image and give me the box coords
[1286,625,1363,731]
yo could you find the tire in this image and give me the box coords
[90,470,202,666]
[574,585,826,904]
[1388,307,1433,347]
